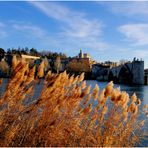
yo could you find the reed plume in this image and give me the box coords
[0,58,147,147]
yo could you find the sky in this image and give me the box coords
[0,1,148,68]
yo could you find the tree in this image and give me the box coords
[25,47,29,54]
[0,48,5,60]
[30,48,38,56]
[46,52,67,60]
[43,57,50,72]
[7,48,11,54]
[59,52,67,59]
[54,56,61,73]
[21,48,27,55]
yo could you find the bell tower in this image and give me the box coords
[79,49,83,58]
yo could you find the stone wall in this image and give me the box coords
[131,61,144,85]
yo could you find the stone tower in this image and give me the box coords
[79,49,83,58]
[131,59,144,85]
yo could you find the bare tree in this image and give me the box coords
[43,57,50,72]
[54,56,61,73]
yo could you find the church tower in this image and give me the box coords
[79,49,83,58]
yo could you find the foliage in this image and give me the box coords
[67,59,91,73]
[44,51,67,60]
[29,48,39,56]
[0,58,147,147]
[6,47,39,57]
[7,47,28,55]
[4,47,67,60]
[0,48,5,60]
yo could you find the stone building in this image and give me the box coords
[77,49,91,59]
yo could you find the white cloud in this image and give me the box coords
[28,2,103,38]
[0,20,108,53]
[0,2,108,57]
[27,1,109,55]
[119,24,148,46]
[99,1,148,17]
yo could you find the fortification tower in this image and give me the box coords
[132,58,144,85]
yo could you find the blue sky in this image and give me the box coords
[0,1,148,68]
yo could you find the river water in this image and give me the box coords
[86,80,148,105]
[0,79,148,146]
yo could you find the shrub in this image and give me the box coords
[0,59,147,147]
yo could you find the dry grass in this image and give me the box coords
[0,56,147,147]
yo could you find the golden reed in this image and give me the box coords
[0,56,147,147]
